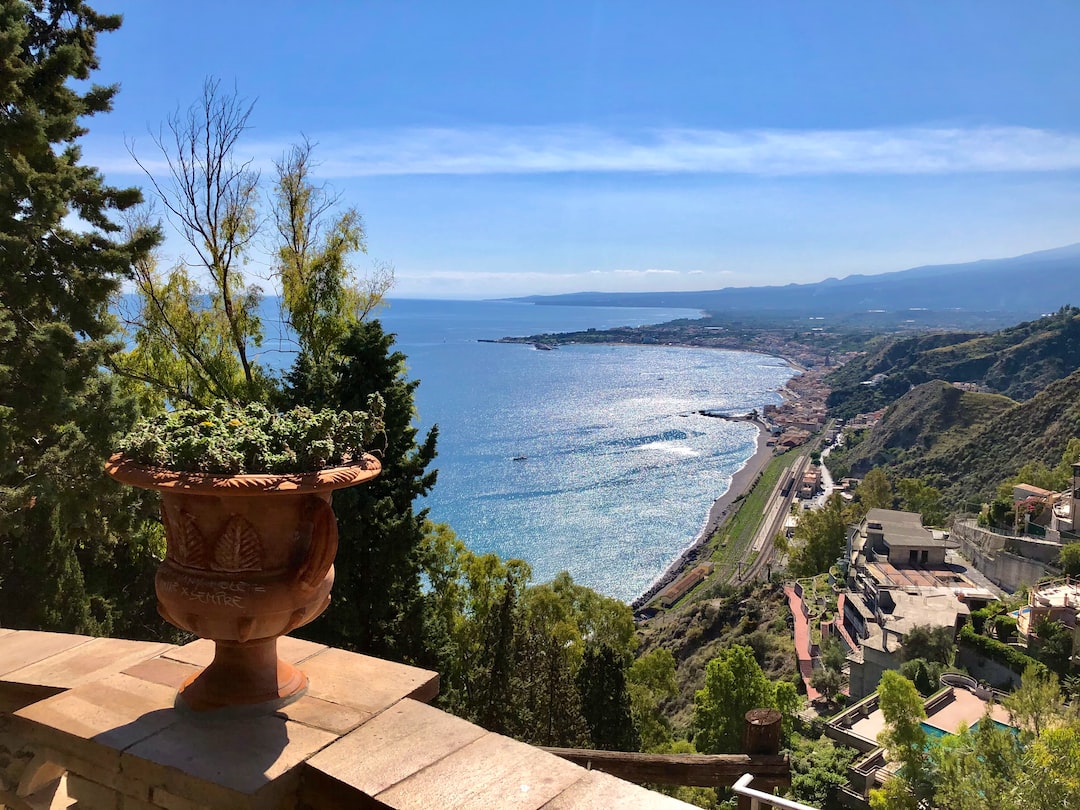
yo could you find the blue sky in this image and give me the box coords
[88,2,1080,298]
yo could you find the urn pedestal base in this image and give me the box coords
[176,637,308,713]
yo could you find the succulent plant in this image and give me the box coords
[117,397,385,474]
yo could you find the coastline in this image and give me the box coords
[631,418,774,609]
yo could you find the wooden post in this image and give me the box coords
[739,709,783,810]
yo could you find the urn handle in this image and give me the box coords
[296,496,339,589]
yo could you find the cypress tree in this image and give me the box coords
[284,319,438,662]
[577,644,639,751]
[0,1,159,633]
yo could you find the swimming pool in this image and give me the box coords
[920,719,1015,739]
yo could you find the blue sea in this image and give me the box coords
[358,299,795,602]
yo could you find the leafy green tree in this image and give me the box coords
[627,648,678,751]
[271,138,392,366]
[1031,618,1074,677]
[875,664,1080,809]
[1053,438,1080,486]
[1058,542,1080,576]
[859,468,893,511]
[811,666,844,703]
[900,624,955,667]
[774,680,801,740]
[512,574,637,748]
[513,587,590,747]
[786,735,858,810]
[897,478,945,526]
[1004,666,1065,739]
[423,531,642,749]
[870,671,932,808]
[899,658,940,697]
[537,570,637,663]
[820,636,848,673]
[421,523,532,732]
[1012,722,1080,810]
[0,0,160,635]
[930,715,1022,810]
[788,494,850,576]
[693,645,800,753]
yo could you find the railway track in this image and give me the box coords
[738,452,810,583]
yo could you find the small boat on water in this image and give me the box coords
[512,455,528,461]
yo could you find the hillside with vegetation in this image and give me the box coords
[637,581,798,731]
[828,381,1015,476]
[826,306,1080,419]
[830,370,1080,508]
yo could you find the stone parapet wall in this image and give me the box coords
[1,630,696,809]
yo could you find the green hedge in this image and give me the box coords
[969,602,1006,635]
[992,615,1019,643]
[958,624,1046,678]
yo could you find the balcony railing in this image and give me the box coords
[733,774,820,810]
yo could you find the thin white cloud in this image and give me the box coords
[393,267,731,297]
[94,125,1080,178]
[591,268,683,277]
[286,125,1080,177]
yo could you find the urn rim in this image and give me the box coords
[105,452,381,495]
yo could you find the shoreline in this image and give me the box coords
[631,419,775,610]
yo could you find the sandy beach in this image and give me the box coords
[632,418,774,609]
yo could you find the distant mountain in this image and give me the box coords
[515,243,1080,317]
[825,307,1080,418]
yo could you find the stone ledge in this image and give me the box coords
[2,631,694,809]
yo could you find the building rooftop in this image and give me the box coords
[878,588,970,637]
[865,561,987,597]
[859,508,939,551]
[830,678,1012,751]
[1029,577,1080,609]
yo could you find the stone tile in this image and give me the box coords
[273,694,369,735]
[278,636,330,664]
[122,657,200,690]
[151,784,214,810]
[540,770,695,809]
[161,635,327,669]
[122,712,337,797]
[376,731,584,810]
[305,698,487,796]
[2,638,173,689]
[67,772,120,809]
[0,682,65,714]
[300,648,438,714]
[15,673,178,769]
[0,631,93,679]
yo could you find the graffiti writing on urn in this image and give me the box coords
[160,575,267,609]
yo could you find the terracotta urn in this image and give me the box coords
[105,453,380,712]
